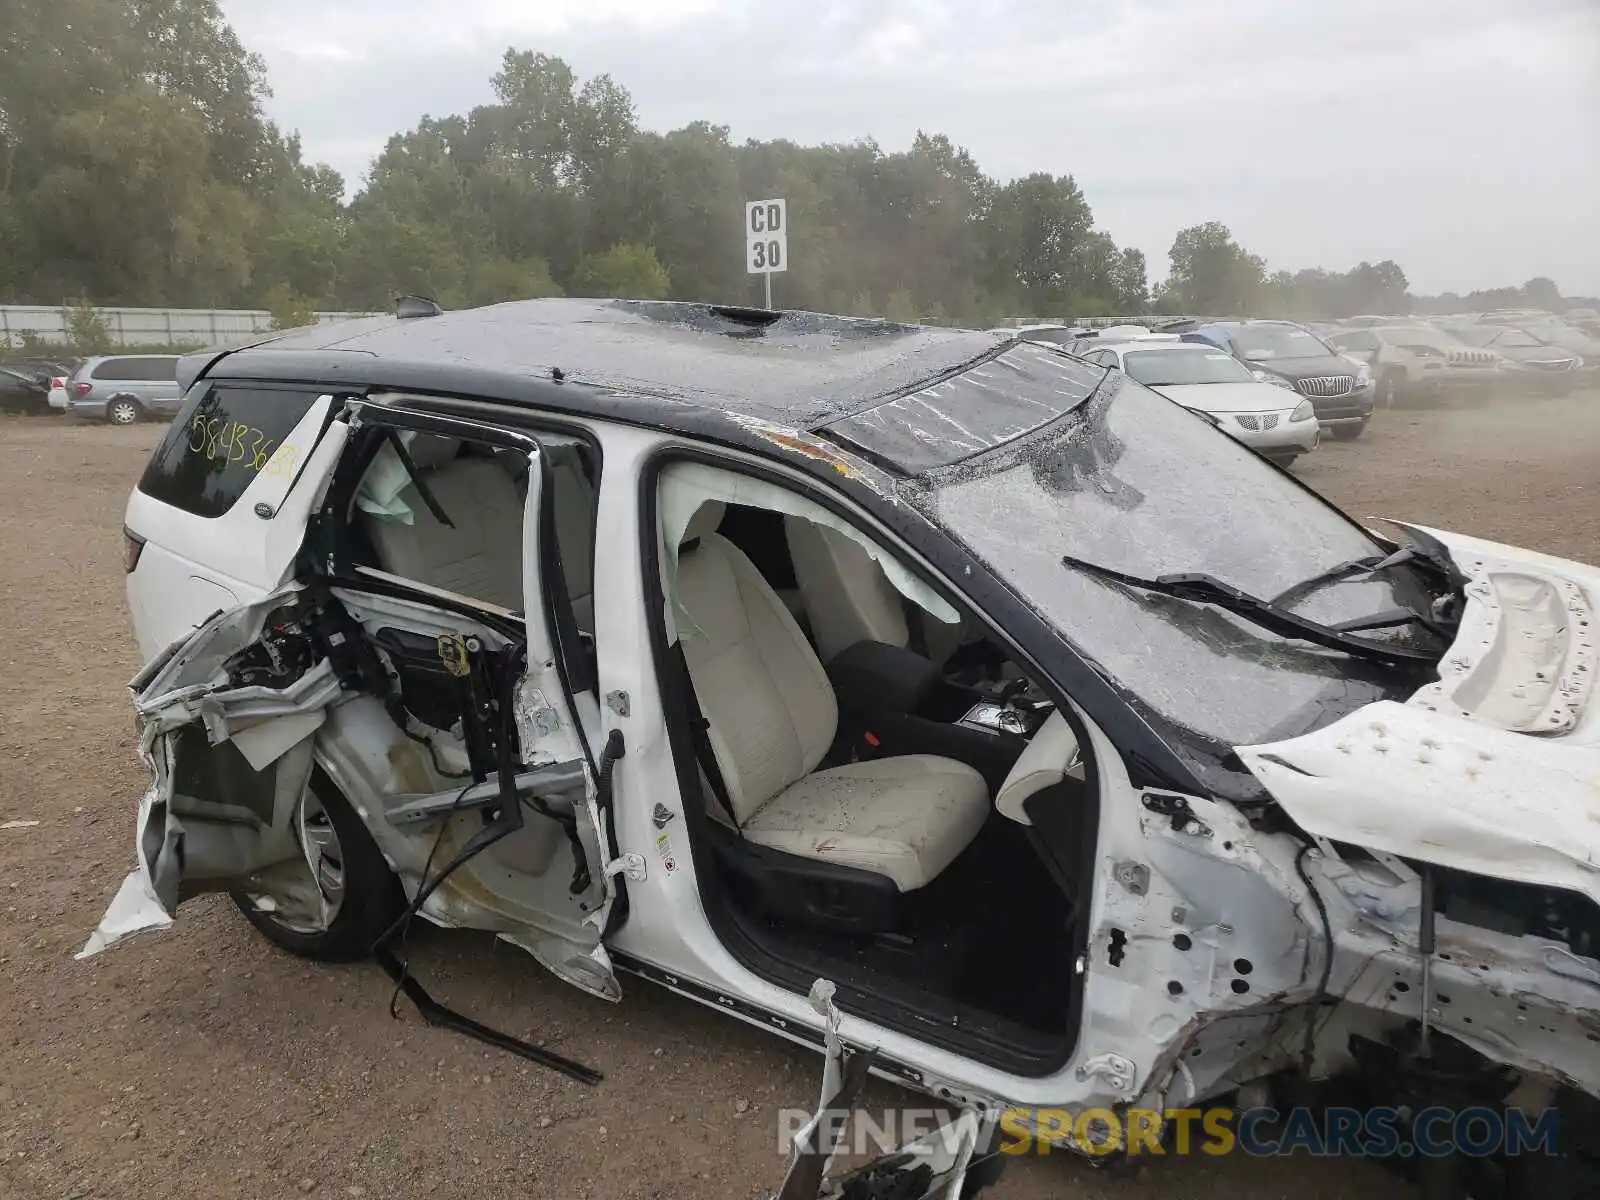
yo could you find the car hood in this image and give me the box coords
[1149,381,1303,414]
[1237,523,1600,901]
[1489,343,1579,364]
[1247,355,1358,380]
[1532,331,1600,356]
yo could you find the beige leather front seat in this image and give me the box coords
[676,502,989,892]
[784,516,963,665]
[993,711,1083,825]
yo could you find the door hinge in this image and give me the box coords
[1112,860,1150,895]
[1142,791,1213,838]
[604,852,646,882]
[1074,1052,1137,1093]
[604,689,630,717]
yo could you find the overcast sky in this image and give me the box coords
[222,0,1600,295]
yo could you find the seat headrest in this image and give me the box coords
[681,500,726,546]
[403,432,462,472]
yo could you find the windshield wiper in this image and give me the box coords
[1271,545,1457,639]
[1060,554,1441,665]
[1270,547,1419,607]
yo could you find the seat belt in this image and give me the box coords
[669,641,743,837]
[384,429,455,528]
[901,597,929,658]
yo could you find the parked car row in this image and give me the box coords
[0,353,184,422]
[1000,317,1379,467]
[0,356,76,413]
[1324,324,1505,406]
[1022,306,1597,416]
[1073,338,1321,465]
[1339,312,1597,403]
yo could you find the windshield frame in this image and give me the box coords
[908,367,1443,801]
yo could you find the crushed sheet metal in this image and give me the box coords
[1237,701,1600,904]
[77,788,173,958]
[1408,549,1594,734]
[264,299,1006,428]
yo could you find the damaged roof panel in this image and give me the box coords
[205,299,1009,429]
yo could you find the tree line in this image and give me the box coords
[1,1,1590,332]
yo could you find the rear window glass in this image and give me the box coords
[138,386,324,518]
[92,357,177,382]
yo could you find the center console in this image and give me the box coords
[824,639,1051,792]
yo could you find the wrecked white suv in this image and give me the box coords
[89,299,1599,1198]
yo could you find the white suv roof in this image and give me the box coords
[1084,333,1183,348]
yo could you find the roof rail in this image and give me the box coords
[394,294,443,320]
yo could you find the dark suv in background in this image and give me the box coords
[1179,319,1376,439]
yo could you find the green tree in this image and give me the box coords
[1165,222,1266,314]
[8,14,1523,335]
[1522,276,1561,311]
[64,299,113,354]
[0,0,312,305]
[263,283,317,331]
[571,242,669,299]
[883,289,920,323]
[983,173,1096,312]
[590,122,744,302]
[465,258,564,305]
[1110,248,1148,312]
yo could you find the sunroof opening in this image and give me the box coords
[709,305,782,326]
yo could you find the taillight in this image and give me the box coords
[123,528,146,574]
[50,377,65,389]
[75,381,92,397]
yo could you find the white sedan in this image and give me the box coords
[1079,340,1321,465]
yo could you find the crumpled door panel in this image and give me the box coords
[82,588,338,957]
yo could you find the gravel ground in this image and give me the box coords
[1,390,1595,1200]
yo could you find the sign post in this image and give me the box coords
[745,198,788,309]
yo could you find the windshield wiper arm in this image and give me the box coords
[1270,547,1419,607]
[1060,554,1440,665]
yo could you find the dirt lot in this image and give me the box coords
[2,391,1596,1200]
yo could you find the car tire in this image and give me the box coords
[1377,370,1405,409]
[106,397,142,425]
[231,769,406,962]
[1267,454,1298,469]
[1330,419,1368,441]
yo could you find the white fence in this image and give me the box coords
[0,305,382,349]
